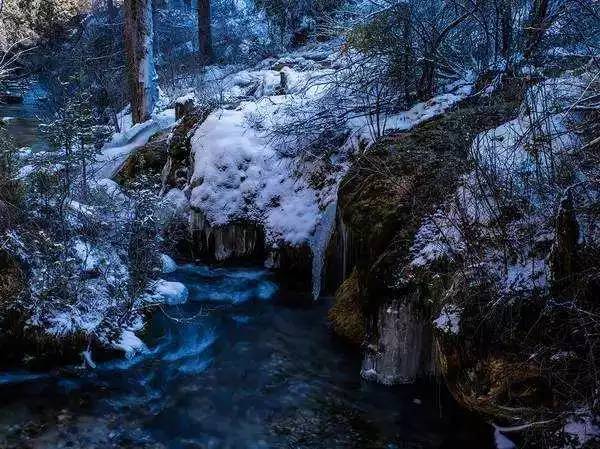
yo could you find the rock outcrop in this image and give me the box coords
[190,210,264,262]
[329,84,523,384]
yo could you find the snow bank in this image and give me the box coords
[189,100,322,245]
[433,304,462,335]
[113,330,148,359]
[563,413,600,447]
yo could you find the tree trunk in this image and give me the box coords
[197,0,213,64]
[524,0,550,60]
[499,0,513,62]
[399,2,412,105]
[107,0,118,20]
[417,58,435,100]
[549,191,579,294]
[124,0,159,124]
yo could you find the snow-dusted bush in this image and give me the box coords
[0,107,164,357]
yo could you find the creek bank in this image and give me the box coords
[326,77,525,384]
[326,71,600,445]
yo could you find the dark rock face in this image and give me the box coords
[274,244,313,301]
[189,210,265,262]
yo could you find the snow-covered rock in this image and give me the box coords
[160,254,178,274]
[112,330,148,359]
[150,279,189,305]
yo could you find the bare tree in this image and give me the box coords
[124,0,158,123]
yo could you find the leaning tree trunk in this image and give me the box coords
[125,0,158,124]
[417,58,435,100]
[197,0,213,64]
[107,0,118,21]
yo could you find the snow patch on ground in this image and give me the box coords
[113,330,149,359]
[563,412,600,447]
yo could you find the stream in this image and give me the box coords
[0,264,494,449]
[0,82,47,151]
[0,89,495,449]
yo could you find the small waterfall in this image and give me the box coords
[311,200,338,300]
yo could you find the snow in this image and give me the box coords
[503,258,548,294]
[96,108,176,179]
[175,92,196,105]
[494,427,516,449]
[74,239,102,272]
[150,279,189,305]
[160,253,178,274]
[563,413,600,447]
[189,101,323,245]
[91,178,127,202]
[113,330,148,359]
[81,350,97,369]
[433,304,462,335]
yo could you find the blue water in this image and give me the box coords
[0,82,48,151]
[0,265,494,449]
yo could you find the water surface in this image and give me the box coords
[0,265,494,449]
[0,82,47,151]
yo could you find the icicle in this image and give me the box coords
[311,200,337,300]
[338,206,350,281]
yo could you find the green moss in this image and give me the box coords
[338,94,521,303]
[115,132,169,186]
[328,270,365,345]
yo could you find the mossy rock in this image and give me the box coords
[115,131,169,186]
[163,106,213,191]
[328,270,365,345]
[338,93,522,302]
[0,250,26,307]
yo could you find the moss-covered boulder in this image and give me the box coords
[331,88,523,384]
[162,106,212,192]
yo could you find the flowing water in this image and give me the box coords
[0,264,495,449]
